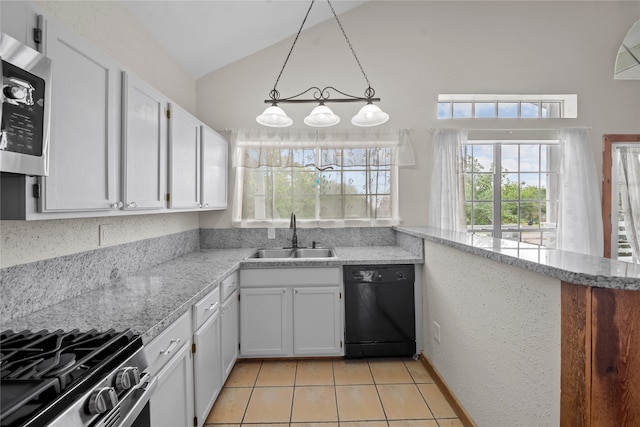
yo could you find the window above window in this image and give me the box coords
[438,94,577,119]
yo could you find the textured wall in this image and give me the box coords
[422,239,561,426]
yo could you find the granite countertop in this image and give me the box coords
[396,226,640,290]
[3,246,422,344]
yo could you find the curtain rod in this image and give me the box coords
[429,127,592,132]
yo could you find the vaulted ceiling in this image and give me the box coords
[120,0,368,79]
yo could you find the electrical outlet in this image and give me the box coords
[267,227,276,239]
[99,224,111,246]
[433,321,441,343]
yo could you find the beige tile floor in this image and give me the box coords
[204,358,464,427]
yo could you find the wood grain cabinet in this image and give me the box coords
[561,282,640,426]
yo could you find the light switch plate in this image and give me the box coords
[267,227,276,239]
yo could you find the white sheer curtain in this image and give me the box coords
[619,147,640,263]
[231,128,413,228]
[428,128,467,231]
[556,128,604,256]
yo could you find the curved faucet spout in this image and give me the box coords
[290,212,298,248]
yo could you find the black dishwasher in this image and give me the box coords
[344,264,416,359]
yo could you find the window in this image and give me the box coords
[464,141,559,247]
[438,94,577,119]
[233,130,406,227]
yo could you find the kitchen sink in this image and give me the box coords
[293,248,335,258]
[250,248,294,258]
[247,247,336,259]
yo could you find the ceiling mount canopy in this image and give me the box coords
[256,0,389,128]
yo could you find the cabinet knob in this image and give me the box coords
[126,202,137,209]
[203,203,209,208]
[110,201,123,209]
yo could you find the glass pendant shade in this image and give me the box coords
[351,103,390,127]
[304,104,341,127]
[256,105,293,127]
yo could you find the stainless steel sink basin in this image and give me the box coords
[247,247,336,259]
[250,248,294,258]
[293,248,336,258]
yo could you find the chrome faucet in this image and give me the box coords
[289,212,298,248]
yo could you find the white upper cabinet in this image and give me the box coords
[200,126,228,210]
[41,17,120,212]
[168,103,201,209]
[122,72,168,210]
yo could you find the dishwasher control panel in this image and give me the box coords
[344,264,414,283]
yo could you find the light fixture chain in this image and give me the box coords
[327,0,371,89]
[272,0,316,94]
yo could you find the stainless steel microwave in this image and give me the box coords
[1,32,52,176]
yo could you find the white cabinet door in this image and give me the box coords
[193,310,222,427]
[122,72,167,211]
[200,126,228,210]
[150,341,194,427]
[41,17,120,212]
[240,288,289,357]
[168,103,200,209]
[220,291,239,380]
[293,287,343,356]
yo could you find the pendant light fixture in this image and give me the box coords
[256,0,389,128]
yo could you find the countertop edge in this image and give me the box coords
[395,226,640,290]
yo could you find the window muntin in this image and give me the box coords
[236,146,397,226]
[438,94,577,119]
[464,141,559,247]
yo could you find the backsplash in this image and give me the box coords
[200,227,396,249]
[0,229,199,324]
[1,226,415,325]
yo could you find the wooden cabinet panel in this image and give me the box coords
[561,282,640,427]
[590,287,640,426]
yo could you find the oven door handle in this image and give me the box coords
[117,373,158,427]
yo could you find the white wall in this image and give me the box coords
[0,1,199,268]
[422,240,561,426]
[197,0,640,228]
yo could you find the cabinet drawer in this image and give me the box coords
[221,272,239,302]
[193,285,220,330]
[146,311,191,376]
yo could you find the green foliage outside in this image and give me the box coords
[465,156,546,228]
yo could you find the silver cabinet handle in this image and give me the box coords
[126,201,137,209]
[111,201,123,209]
[160,338,180,355]
[205,302,219,312]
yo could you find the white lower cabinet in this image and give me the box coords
[147,311,194,427]
[240,288,289,357]
[193,310,221,426]
[150,343,193,427]
[239,267,343,358]
[221,289,239,379]
[293,287,342,355]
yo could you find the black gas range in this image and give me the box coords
[0,329,155,427]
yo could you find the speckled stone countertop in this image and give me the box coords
[395,226,640,290]
[2,246,421,343]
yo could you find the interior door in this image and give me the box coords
[602,134,640,262]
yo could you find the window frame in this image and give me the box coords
[464,139,559,247]
[233,144,401,228]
